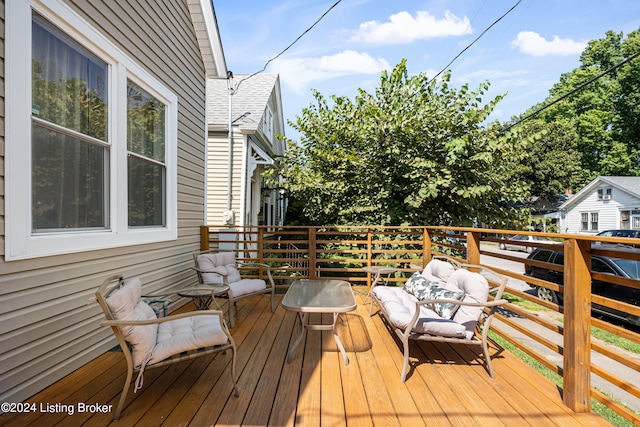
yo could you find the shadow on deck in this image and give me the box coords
[0,290,609,426]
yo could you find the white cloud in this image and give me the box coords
[269,50,391,92]
[510,31,586,56]
[349,10,472,45]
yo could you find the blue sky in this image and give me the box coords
[214,0,640,142]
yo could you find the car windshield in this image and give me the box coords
[609,258,640,279]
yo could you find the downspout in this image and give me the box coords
[227,71,234,211]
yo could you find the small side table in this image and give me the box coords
[178,284,230,311]
[362,266,397,304]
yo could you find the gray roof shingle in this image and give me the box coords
[208,73,279,132]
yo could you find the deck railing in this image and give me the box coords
[200,225,640,424]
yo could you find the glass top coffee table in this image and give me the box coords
[282,279,357,365]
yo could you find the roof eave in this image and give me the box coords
[187,0,227,78]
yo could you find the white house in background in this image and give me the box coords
[559,176,640,234]
[206,74,286,227]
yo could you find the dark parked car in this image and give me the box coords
[524,247,640,326]
[596,229,640,248]
[597,229,640,238]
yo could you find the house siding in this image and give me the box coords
[206,131,244,225]
[0,0,210,404]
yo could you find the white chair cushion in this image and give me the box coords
[372,286,467,338]
[229,278,267,298]
[450,269,489,335]
[421,259,455,285]
[105,277,158,367]
[151,314,228,365]
[198,252,242,284]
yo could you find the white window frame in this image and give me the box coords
[580,211,599,232]
[6,0,177,260]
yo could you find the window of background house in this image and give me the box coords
[581,213,589,231]
[591,212,599,231]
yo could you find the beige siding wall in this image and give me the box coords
[0,0,210,403]
[206,131,244,225]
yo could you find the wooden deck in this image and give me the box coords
[0,290,609,426]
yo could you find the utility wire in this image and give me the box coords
[233,0,343,92]
[427,0,522,85]
[504,50,640,132]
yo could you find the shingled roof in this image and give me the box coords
[208,73,279,133]
[560,176,640,209]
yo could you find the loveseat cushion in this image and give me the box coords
[151,314,228,365]
[449,269,489,336]
[105,277,158,367]
[421,258,456,285]
[372,286,467,338]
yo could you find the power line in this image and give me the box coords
[504,50,640,132]
[233,0,343,92]
[427,0,522,85]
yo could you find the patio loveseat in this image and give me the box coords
[368,257,508,382]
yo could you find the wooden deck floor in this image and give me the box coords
[0,289,609,426]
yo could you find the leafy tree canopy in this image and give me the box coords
[267,59,532,228]
[518,28,640,190]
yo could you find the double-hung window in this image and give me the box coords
[580,212,599,232]
[6,0,177,260]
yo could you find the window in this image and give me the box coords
[581,213,589,231]
[632,215,640,230]
[31,14,109,231]
[6,0,177,260]
[591,212,599,231]
[597,188,612,200]
[127,81,166,227]
[580,212,599,232]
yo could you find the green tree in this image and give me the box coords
[520,28,640,189]
[268,60,530,228]
[514,120,581,197]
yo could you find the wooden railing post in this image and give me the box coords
[200,225,210,251]
[308,227,317,279]
[366,228,373,287]
[423,227,432,267]
[466,231,481,265]
[563,238,591,412]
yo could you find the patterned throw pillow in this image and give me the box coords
[404,272,439,298]
[403,271,466,318]
[403,271,429,295]
[424,285,466,319]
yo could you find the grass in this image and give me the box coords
[590,325,640,354]
[502,291,550,312]
[496,295,640,425]
[489,331,636,426]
